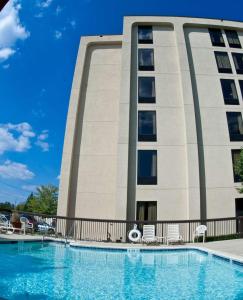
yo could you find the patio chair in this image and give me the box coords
[20,216,34,235]
[193,225,207,243]
[166,224,183,245]
[142,225,164,243]
[0,214,14,234]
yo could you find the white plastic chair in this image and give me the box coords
[193,225,207,243]
[20,217,34,235]
[0,214,14,234]
[142,225,164,243]
[166,224,183,245]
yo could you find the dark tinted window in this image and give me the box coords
[225,30,241,48]
[138,49,154,71]
[209,28,225,47]
[138,77,155,103]
[232,53,243,74]
[239,80,243,98]
[136,201,157,221]
[232,150,241,182]
[138,111,156,142]
[215,52,232,73]
[138,26,153,44]
[226,112,243,141]
[137,150,157,185]
[220,79,239,105]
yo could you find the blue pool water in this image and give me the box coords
[0,242,243,300]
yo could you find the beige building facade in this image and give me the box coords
[58,16,243,222]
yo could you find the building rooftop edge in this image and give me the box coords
[123,15,243,24]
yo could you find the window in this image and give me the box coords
[225,30,241,48]
[226,112,243,141]
[138,49,154,71]
[215,52,232,73]
[209,28,225,47]
[232,150,241,182]
[138,26,153,44]
[138,111,156,142]
[239,80,243,98]
[137,150,157,185]
[138,77,155,103]
[220,79,239,105]
[232,53,243,74]
[136,201,157,221]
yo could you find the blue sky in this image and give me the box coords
[0,0,243,205]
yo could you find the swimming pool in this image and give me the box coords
[0,242,243,299]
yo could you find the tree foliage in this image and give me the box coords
[0,201,15,212]
[234,149,243,193]
[15,185,58,215]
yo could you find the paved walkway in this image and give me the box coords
[0,233,43,241]
[199,239,243,257]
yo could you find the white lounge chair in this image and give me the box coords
[20,216,34,235]
[166,224,183,245]
[193,225,207,243]
[0,214,14,234]
[142,225,164,243]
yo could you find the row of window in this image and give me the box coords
[209,28,241,48]
[138,26,242,49]
[137,112,243,184]
[137,28,157,185]
[213,31,243,184]
[215,51,243,74]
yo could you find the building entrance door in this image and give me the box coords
[136,201,157,222]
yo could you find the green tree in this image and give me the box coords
[35,185,58,215]
[15,185,58,215]
[0,201,14,212]
[234,148,243,193]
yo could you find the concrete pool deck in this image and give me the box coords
[1,233,243,262]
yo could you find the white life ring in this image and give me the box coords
[128,226,141,243]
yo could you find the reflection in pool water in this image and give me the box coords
[0,242,243,299]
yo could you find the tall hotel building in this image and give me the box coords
[58,16,243,222]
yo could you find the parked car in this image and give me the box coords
[37,221,55,234]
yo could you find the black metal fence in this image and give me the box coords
[1,210,242,243]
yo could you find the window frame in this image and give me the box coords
[138,77,156,103]
[138,111,157,142]
[209,28,225,47]
[138,26,153,44]
[226,112,243,141]
[239,80,243,99]
[220,79,239,105]
[225,30,241,49]
[137,150,157,185]
[232,53,243,74]
[231,149,241,182]
[138,48,155,71]
[214,51,232,73]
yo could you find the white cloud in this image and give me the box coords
[54,30,62,40]
[57,174,60,180]
[0,160,34,180]
[35,130,49,152]
[0,122,35,155]
[0,47,15,60]
[22,184,38,192]
[0,0,29,62]
[37,0,53,8]
[55,5,62,15]
[34,12,44,18]
[2,63,10,69]
[70,20,76,29]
